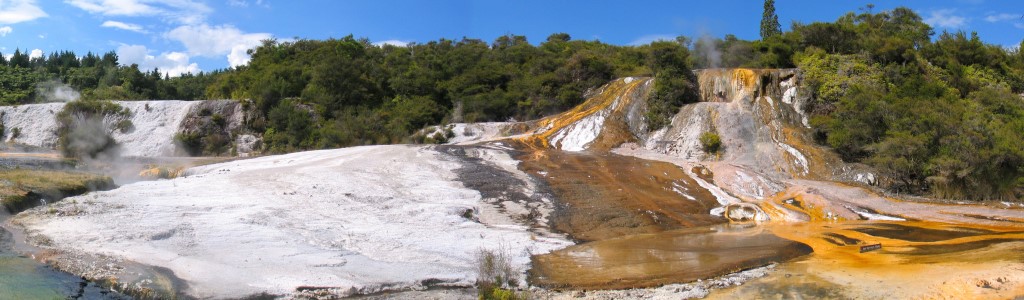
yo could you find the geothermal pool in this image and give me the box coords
[2,72,1023,298]
[0,212,130,299]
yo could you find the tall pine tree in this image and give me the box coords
[760,0,781,39]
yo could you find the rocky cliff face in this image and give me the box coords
[647,69,833,178]
[482,69,864,184]
[511,77,653,151]
[0,100,259,157]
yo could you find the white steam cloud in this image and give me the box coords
[36,80,81,102]
[696,35,721,68]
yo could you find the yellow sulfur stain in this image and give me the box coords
[138,166,186,179]
[760,189,853,222]
[513,77,650,151]
[707,221,1024,299]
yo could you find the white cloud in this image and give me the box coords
[0,0,48,24]
[117,44,200,77]
[66,0,156,16]
[29,48,42,59]
[924,9,968,28]
[227,44,253,67]
[373,39,410,47]
[102,20,146,33]
[166,23,271,67]
[65,0,211,24]
[984,13,1020,22]
[628,34,677,46]
[0,26,11,36]
[227,0,267,8]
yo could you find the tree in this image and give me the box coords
[100,51,119,67]
[760,0,782,40]
[9,49,30,68]
[794,22,857,54]
[644,41,699,129]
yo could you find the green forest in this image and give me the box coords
[0,49,215,103]
[1,5,1023,200]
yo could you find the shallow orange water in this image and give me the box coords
[530,224,812,290]
[707,221,1024,299]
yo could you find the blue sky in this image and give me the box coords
[0,0,1020,76]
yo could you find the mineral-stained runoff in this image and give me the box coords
[507,70,1024,297]
[707,222,1024,299]
[515,149,725,242]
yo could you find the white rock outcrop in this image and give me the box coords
[14,145,571,298]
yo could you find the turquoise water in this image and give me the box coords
[0,229,130,300]
[0,254,71,299]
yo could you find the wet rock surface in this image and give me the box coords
[530,225,811,290]
[435,145,556,231]
[517,150,725,242]
[535,264,779,299]
[0,227,11,252]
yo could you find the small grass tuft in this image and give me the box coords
[476,245,530,300]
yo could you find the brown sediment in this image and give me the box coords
[771,180,1024,227]
[691,165,715,183]
[529,224,812,290]
[821,232,861,246]
[951,212,1024,224]
[767,221,1024,265]
[893,238,1020,256]
[849,223,996,243]
[516,150,725,242]
[779,126,843,180]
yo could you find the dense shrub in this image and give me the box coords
[644,41,699,130]
[56,100,132,158]
[700,132,722,154]
[794,8,1024,200]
